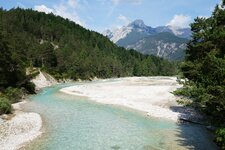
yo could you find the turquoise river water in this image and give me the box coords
[22,82,217,150]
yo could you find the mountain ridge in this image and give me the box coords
[103,19,191,60]
[103,19,191,42]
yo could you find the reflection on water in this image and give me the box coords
[22,84,217,150]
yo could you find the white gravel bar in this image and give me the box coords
[60,77,185,121]
[0,102,42,150]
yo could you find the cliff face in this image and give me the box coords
[31,70,58,91]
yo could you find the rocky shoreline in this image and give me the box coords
[0,70,58,150]
[0,102,42,150]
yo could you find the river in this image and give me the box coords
[22,79,217,150]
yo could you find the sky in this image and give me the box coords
[0,0,221,32]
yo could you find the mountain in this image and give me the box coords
[125,32,188,60]
[0,8,178,90]
[104,19,191,60]
[103,19,156,43]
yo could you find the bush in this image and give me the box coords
[0,97,11,114]
[215,128,225,150]
[3,87,23,103]
[23,81,36,94]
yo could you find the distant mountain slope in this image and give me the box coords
[125,32,188,60]
[104,19,191,60]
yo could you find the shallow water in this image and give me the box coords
[23,82,217,150]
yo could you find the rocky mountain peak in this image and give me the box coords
[128,19,146,28]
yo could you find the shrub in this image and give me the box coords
[215,128,225,150]
[0,97,11,114]
[3,87,23,103]
[23,81,36,94]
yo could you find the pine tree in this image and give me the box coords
[177,2,225,148]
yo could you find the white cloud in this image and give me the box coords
[104,14,129,32]
[34,1,84,26]
[107,0,141,17]
[111,0,119,5]
[167,14,192,28]
[53,4,83,25]
[68,0,78,8]
[219,1,225,10]
[34,5,53,14]
[117,14,130,25]
[111,0,142,5]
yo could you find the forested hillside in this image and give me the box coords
[0,8,178,114]
[0,8,177,81]
[174,2,225,149]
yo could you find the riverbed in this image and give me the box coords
[22,77,217,150]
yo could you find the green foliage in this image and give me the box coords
[179,12,225,122]
[175,3,225,148]
[173,86,198,98]
[215,128,225,150]
[23,82,36,94]
[0,31,26,88]
[3,87,24,103]
[0,97,11,114]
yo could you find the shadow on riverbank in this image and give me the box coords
[170,106,218,150]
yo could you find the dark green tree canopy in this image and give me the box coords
[180,2,225,123]
[175,3,225,148]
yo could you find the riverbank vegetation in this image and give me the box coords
[174,2,225,149]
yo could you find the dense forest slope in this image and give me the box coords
[0,8,178,114]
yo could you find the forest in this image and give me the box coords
[0,8,178,114]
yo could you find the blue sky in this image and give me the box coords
[0,0,220,32]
